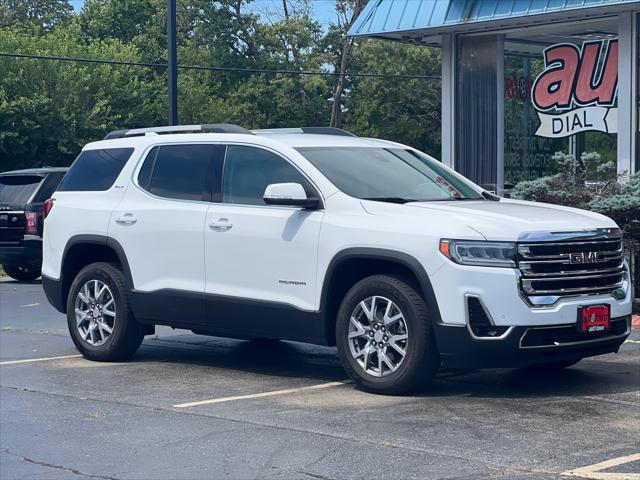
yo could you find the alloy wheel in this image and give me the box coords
[74,279,116,347]
[347,296,409,377]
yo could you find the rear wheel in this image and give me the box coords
[66,262,143,361]
[336,274,440,395]
[3,264,40,282]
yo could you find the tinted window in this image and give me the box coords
[140,144,224,202]
[296,147,482,201]
[58,148,133,192]
[223,146,313,206]
[32,173,65,202]
[0,175,43,203]
[137,147,157,191]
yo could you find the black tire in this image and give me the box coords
[66,262,144,361]
[3,264,40,282]
[526,358,582,370]
[335,274,440,395]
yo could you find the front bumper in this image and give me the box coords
[433,315,631,369]
[0,237,42,268]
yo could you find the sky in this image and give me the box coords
[68,0,339,26]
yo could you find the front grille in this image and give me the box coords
[520,317,629,348]
[518,235,625,301]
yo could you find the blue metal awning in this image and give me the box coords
[349,0,640,38]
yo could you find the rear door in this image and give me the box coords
[110,143,225,326]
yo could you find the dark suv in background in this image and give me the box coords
[0,167,67,281]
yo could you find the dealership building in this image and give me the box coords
[349,0,639,194]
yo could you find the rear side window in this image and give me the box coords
[137,144,225,201]
[0,175,43,203]
[58,148,133,192]
[32,173,65,202]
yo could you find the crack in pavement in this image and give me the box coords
[1,448,120,480]
[0,384,564,479]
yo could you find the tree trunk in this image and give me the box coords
[330,0,366,129]
[330,36,354,128]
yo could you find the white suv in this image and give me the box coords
[42,124,632,394]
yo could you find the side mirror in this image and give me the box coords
[263,183,320,209]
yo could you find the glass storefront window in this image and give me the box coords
[503,18,619,189]
[504,55,567,186]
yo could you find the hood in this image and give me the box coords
[361,198,617,241]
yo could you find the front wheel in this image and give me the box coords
[66,262,144,361]
[3,264,40,282]
[336,274,440,395]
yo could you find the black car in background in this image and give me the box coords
[0,168,67,281]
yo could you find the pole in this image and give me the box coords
[167,0,178,125]
[495,34,505,196]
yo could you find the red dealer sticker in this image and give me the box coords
[578,305,610,333]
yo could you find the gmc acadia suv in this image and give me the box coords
[42,125,632,394]
[0,167,67,281]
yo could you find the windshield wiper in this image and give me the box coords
[362,197,419,204]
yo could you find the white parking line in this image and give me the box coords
[562,453,640,480]
[625,340,640,344]
[173,380,348,408]
[0,354,82,366]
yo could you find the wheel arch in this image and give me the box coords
[57,235,133,313]
[320,248,442,346]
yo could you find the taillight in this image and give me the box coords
[25,212,38,235]
[44,198,55,219]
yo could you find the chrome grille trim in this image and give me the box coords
[517,232,625,305]
[520,264,624,278]
[518,247,622,260]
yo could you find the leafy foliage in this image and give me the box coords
[511,151,617,209]
[0,0,442,172]
[512,151,639,239]
[590,173,640,238]
[0,0,73,32]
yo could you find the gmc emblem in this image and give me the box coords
[569,251,605,265]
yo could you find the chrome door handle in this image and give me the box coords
[208,218,233,231]
[115,214,137,225]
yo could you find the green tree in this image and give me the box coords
[0,26,164,169]
[343,40,442,155]
[0,0,72,32]
[77,0,156,44]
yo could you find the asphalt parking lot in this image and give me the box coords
[1,279,639,480]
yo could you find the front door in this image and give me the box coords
[204,145,324,338]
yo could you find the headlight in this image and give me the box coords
[439,239,517,268]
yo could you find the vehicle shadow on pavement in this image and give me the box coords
[131,334,639,398]
[424,360,639,399]
[134,335,348,383]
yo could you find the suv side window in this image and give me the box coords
[58,148,134,192]
[138,144,225,202]
[222,145,314,206]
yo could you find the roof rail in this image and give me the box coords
[104,124,254,140]
[253,127,357,137]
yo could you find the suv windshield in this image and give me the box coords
[296,147,483,202]
[0,175,43,203]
